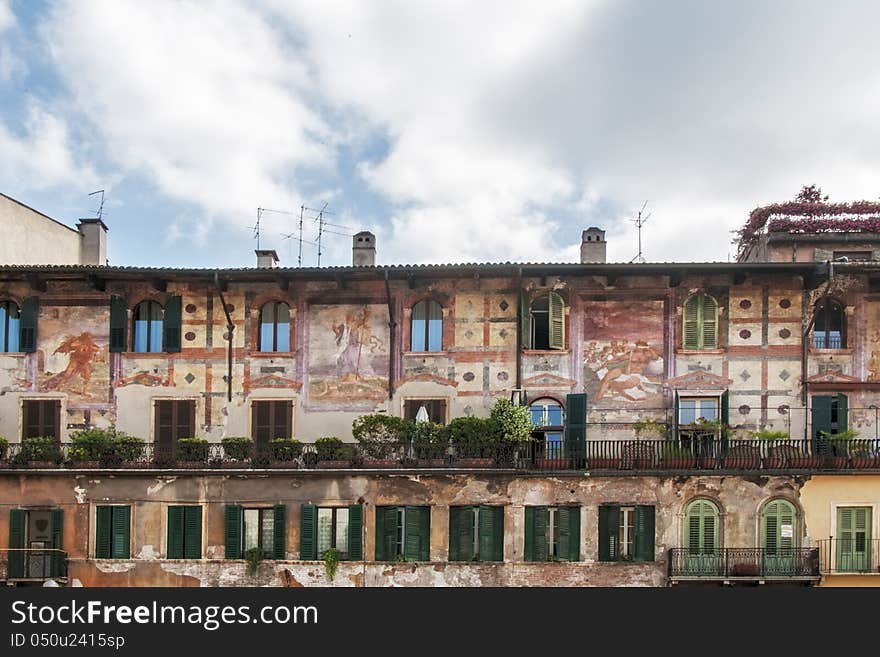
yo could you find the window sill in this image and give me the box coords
[249,351,297,358]
[0,351,27,357]
[676,349,724,355]
[403,351,449,357]
[809,348,853,355]
[522,349,570,355]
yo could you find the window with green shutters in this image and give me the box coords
[836,506,872,573]
[685,500,719,554]
[597,505,655,562]
[682,293,718,350]
[525,292,565,351]
[761,499,797,553]
[300,504,363,560]
[524,506,580,562]
[375,506,430,562]
[8,508,63,578]
[95,505,131,559]
[18,296,38,353]
[449,505,504,562]
[224,504,286,560]
[109,296,128,352]
[167,506,202,559]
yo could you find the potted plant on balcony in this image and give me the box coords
[408,421,448,468]
[352,414,409,467]
[752,430,790,468]
[18,436,63,467]
[67,428,112,468]
[685,418,723,469]
[444,416,498,467]
[220,436,253,468]
[724,442,762,469]
[658,443,696,469]
[111,433,147,468]
[821,429,858,469]
[176,437,210,468]
[490,398,532,468]
[268,438,302,468]
[315,436,355,468]
[0,436,9,469]
[846,437,880,469]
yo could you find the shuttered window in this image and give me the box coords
[18,297,38,353]
[375,506,430,561]
[300,504,363,560]
[524,506,580,562]
[154,399,196,455]
[761,499,797,554]
[251,400,292,450]
[685,500,719,554]
[836,507,872,572]
[109,296,128,352]
[528,293,565,351]
[0,300,21,352]
[224,504,286,560]
[95,505,131,559]
[167,506,202,559]
[22,399,61,440]
[448,505,504,562]
[598,505,655,562]
[403,399,447,425]
[132,301,164,352]
[682,293,718,350]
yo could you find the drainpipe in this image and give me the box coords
[384,269,395,400]
[516,267,523,392]
[213,273,235,402]
[800,260,833,431]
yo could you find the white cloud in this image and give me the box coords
[0,0,15,32]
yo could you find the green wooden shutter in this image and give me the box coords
[721,390,730,451]
[49,508,64,577]
[598,505,620,562]
[811,395,833,449]
[686,501,718,554]
[548,291,565,350]
[163,295,182,353]
[564,393,587,464]
[533,506,548,561]
[683,295,700,349]
[224,504,242,559]
[273,504,286,559]
[410,506,430,561]
[95,506,112,558]
[449,506,471,562]
[299,504,317,560]
[489,506,504,562]
[524,506,535,562]
[520,290,531,350]
[634,506,655,562]
[112,506,130,558]
[109,296,128,352]
[347,504,363,561]
[167,506,185,559]
[701,294,718,348]
[567,506,580,561]
[373,507,387,561]
[18,296,38,353]
[8,509,25,578]
[837,393,848,432]
[448,506,460,561]
[478,505,497,562]
[556,506,572,561]
[184,506,202,559]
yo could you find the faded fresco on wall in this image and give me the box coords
[38,306,110,403]
[582,300,664,407]
[307,304,389,404]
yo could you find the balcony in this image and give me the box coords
[0,549,68,583]
[668,548,820,583]
[817,539,880,575]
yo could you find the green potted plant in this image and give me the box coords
[489,398,532,467]
[444,416,499,467]
[409,421,447,467]
[19,436,62,467]
[821,429,859,468]
[176,437,209,467]
[269,438,302,468]
[844,436,879,469]
[111,433,146,467]
[315,436,355,468]
[658,442,696,469]
[68,428,113,467]
[751,430,789,468]
[221,436,253,465]
[0,436,9,468]
[352,414,410,466]
[245,547,264,577]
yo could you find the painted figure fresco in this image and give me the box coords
[583,300,665,406]
[38,306,110,403]
[308,304,389,404]
[43,332,100,395]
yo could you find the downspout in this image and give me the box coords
[516,267,523,392]
[213,272,235,402]
[800,260,833,431]
[384,269,395,400]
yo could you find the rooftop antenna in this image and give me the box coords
[249,207,263,249]
[298,205,304,266]
[88,190,105,221]
[307,202,333,267]
[629,201,651,264]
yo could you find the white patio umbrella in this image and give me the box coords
[415,404,430,423]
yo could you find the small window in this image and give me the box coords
[449,505,504,562]
[682,293,718,350]
[251,400,292,449]
[599,505,655,562]
[813,299,846,349]
[132,301,163,353]
[259,301,291,352]
[529,398,563,427]
[403,399,447,425]
[243,508,275,558]
[224,504,285,560]
[678,397,719,425]
[836,507,872,573]
[300,504,362,561]
[0,300,20,352]
[527,292,565,350]
[22,399,60,441]
[410,300,443,352]
[154,399,196,455]
[95,505,131,559]
[375,505,430,561]
[530,398,564,460]
[166,506,202,559]
[317,507,350,558]
[524,505,580,561]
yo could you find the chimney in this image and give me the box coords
[255,249,279,269]
[352,231,376,267]
[580,227,606,264]
[77,218,108,265]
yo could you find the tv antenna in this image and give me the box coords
[88,190,105,221]
[306,202,334,267]
[247,207,264,249]
[630,201,651,264]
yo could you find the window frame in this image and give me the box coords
[0,300,20,352]
[678,396,720,425]
[250,399,293,448]
[812,298,846,349]
[316,506,351,559]
[403,398,448,425]
[166,505,203,560]
[527,292,566,351]
[410,299,443,352]
[153,398,197,453]
[131,300,164,353]
[242,507,275,558]
[21,398,61,441]
[258,300,292,353]
[681,292,718,350]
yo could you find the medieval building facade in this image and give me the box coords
[1,194,878,587]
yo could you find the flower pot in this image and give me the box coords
[221,460,250,469]
[658,457,696,469]
[120,460,152,469]
[69,460,102,469]
[589,458,621,469]
[361,459,400,469]
[416,458,447,468]
[454,457,494,468]
[317,460,353,469]
[762,456,786,469]
[175,461,209,469]
[269,460,300,469]
[788,455,822,469]
[697,456,717,469]
[26,460,58,468]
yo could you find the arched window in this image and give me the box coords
[0,300,20,352]
[132,301,164,353]
[813,299,846,349]
[682,293,718,350]
[259,301,291,352]
[530,397,564,459]
[527,292,565,351]
[683,499,721,575]
[761,499,799,575]
[410,299,442,352]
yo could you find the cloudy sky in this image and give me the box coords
[1,1,879,268]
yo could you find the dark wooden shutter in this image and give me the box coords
[224,504,242,559]
[163,295,182,353]
[721,390,730,451]
[155,401,173,456]
[274,401,292,440]
[8,509,25,578]
[95,506,112,558]
[520,290,531,350]
[50,508,63,551]
[184,506,202,559]
[167,506,185,559]
[634,506,655,562]
[564,393,587,463]
[112,506,131,558]
[811,395,833,449]
[18,296,38,353]
[524,506,535,562]
[548,291,565,350]
[300,503,317,560]
[598,505,620,562]
[838,393,849,431]
[273,504,286,559]
[701,294,718,348]
[109,296,128,352]
[683,295,700,349]
[348,504,363,561]
[375,506,399,561]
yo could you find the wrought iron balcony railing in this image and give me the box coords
[0,549,68,581]
[668,548,820,579]
[817,539,880,574]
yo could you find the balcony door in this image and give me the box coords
[684,500,721,575]
[836,507,872,573]
[761,499,798,575]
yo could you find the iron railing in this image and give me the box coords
[817,539,880,574]
[0,549,68,581]
[668,548,819,578]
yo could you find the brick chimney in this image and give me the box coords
[77,218,108,265]
[352,231,376,267]
[580,227,606,263]
[255,249,279,268]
